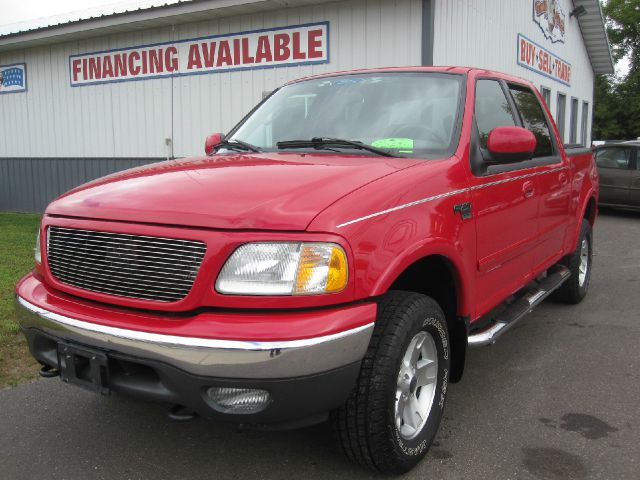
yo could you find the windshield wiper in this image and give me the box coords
[276,137,400,157]
[216,138,262,153]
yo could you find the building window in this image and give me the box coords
[541,86,551,109]
[569,97,579,145]
[556,93,567,143]
[581,101,589,146]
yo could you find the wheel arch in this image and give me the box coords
[382,253,469,383]
[567,192,597,252]
[583,195,597,226]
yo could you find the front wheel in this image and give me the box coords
[331,291,450,474]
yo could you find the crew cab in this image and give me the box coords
[15,67,598,474]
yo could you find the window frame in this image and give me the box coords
[556,91,567,143]
[569,96,579,145]
[580,101,589,147]
[225,71,468,160]
[540,85,551,110]
[470,77,561,176]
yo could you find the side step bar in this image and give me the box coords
[468,265,570,347]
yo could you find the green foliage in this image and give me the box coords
[593,76,624,139]
[0,213,41,387]
[605,0,640,69]
[0,212,40,341]
[593,0,640,140]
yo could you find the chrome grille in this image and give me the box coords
[47,227,206,302]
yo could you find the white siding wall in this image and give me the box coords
[0,0,423,158]
[432,0,595,145]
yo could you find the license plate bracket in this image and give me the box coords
[57,342,110,395]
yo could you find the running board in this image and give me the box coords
[467,265,570,347]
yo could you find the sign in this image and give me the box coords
[533,0,566,43]
[69,22,329,87]
[0,63,27,94]
[517,34,571,86]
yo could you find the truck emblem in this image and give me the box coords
[453,202,473,220]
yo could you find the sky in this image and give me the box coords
[0,0,184,35]
[0,0,630,76]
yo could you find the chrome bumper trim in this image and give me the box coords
[16,296,374,379]
[17,296,372,350]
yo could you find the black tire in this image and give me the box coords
[331,291,450,474]
[553,219,593,304]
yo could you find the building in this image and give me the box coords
[0,0,613,212]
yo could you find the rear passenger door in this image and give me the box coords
[507,83,571,270]
[595,147,633,206]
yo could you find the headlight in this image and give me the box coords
[34,229,42,265]
[216,242,348,295]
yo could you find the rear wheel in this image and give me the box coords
[553,219,592,304]
[332,291,450,474]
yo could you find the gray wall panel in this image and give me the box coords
[0,0,423,160]
[0,158,162,213]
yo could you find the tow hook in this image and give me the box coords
[39,364,60,378]
[168,404,198,421]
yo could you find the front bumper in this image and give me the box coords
[16,274,375,425]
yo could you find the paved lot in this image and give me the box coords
[1,210,639,479]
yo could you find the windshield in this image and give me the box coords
[227,72,464,157]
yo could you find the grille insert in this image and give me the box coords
[47,227,206,302]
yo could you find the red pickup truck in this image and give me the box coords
[16,67,598,473]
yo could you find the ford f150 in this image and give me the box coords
[15,67,598,474]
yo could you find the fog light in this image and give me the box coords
[206,387,271,414]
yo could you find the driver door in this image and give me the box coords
[469,78,539,318]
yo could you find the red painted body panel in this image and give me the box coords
[17,272,376,341]
[38,216,357,311]
[486,126,536,155]
[19,66,599,339]
[48,154,419,231]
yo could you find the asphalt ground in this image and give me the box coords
[1,209,639,480]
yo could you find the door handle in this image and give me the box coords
[522,180,535,198]
[559,172,568,185]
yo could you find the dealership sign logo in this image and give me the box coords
[0,63,27,94]
[533,0,566,43]
[69,22,329,86]
[518,34,571,86]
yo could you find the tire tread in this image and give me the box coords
[332,291,446,473]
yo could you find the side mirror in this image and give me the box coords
[204,133,224,155]
[486,126,536,163]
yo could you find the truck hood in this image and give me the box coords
[47,153,419,230]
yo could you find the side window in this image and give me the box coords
[474,79,516,148]
[508,85,554,158]
[595,148,631,170]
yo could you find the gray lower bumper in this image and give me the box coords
[16,296,374,379]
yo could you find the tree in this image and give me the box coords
[605,0,640,69]
[593,76,624,139]
[593,0,640,140]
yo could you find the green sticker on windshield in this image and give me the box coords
[372,138,414,152]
